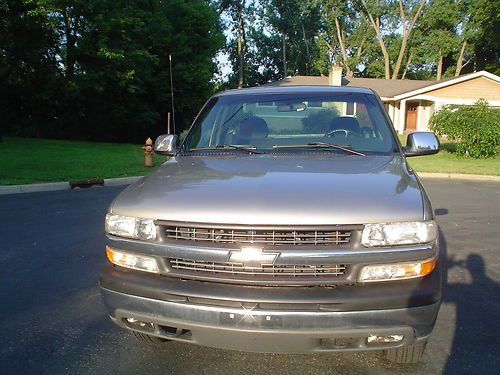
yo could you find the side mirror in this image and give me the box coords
[154,134,178,156]
[403,132,440,157]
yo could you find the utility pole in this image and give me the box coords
[169,54,176,134]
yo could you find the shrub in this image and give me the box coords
[179,128,190,143]
[429,99,500,158]
[302,108,340,133]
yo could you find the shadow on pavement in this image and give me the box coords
[441,232,499,374]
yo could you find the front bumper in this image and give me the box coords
[102,288,439,353]
[100,265,441,353]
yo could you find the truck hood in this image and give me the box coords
[110,153,425,225]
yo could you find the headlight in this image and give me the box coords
[361,221,436,247]
[106,246,159,273]
[105,213,157,240]
[358,257,437,283]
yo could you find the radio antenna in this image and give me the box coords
[169,54,176,134]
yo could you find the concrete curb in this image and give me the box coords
[417,172,500,182]
[0,172,499,195]
[0,176,144,195]
[103,176,144,186]
[0,181,71,195]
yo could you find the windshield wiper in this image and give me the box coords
[272,142,366,156]
[189,145,264,154]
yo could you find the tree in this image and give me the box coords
[218,1,250,88]
[411,0,460,80]
[359,0,426,79]
[457,0,500,76]
[0,0,63,137]
[406,0,498,80]
[258,0,321,78]
[315,0,372,77]
[0,0,224,142]
[472,0,500,74]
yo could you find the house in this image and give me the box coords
[260,67,500,133]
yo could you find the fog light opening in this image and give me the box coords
[320,337,359,349]
[159,325,186,338]
[367,334,404,344]
[124,317,156,333]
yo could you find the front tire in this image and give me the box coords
[384,340,428,364]
[132,331,169,344]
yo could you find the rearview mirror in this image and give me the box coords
[154,134,178,156]
[403,132,440,157]
[277,102,307,112]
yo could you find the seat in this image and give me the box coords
[237,116,269,145]
[329,116,361,134]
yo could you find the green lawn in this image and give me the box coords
[0,137,165,185]
[399,135,500,176]
[0,136,498,185]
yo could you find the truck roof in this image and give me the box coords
[214,85,376,97]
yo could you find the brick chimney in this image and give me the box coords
[329,65,343,86]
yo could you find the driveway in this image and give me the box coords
[0,178,498,374]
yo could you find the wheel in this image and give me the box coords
[384,340,428,364]
[132,331,169,343]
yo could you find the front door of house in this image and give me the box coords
[405,103,418,131]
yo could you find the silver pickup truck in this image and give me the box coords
[99,86,442,364]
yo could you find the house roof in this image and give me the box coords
[260,75,436,98]
[259,71,499,100]
[392,70,500,100]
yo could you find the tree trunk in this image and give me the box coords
[401,52,413,79]
[436,51,443,80]
[237,11,244,88]
[392,33,408,79]
[282,31,287,77]
[455,39,467,77]
[391,0,425,79]
[301,24,310,73]
[63,7,75,77]
[360,0,391,78]
[334,17,353,77]
[376,20,391,79]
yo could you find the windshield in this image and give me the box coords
[183,92,397,154]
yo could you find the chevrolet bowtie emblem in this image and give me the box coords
[228,247,279,267]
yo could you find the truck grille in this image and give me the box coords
[163,225,351,246]
[169,258,347,277]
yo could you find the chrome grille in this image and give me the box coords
[169,258,347,277]
[163,226,351,246]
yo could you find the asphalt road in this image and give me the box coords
[0,179,499,375]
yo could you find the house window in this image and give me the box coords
[345,102,356,116]
[256,101,274,107]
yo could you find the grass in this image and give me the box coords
[0,137,165,185]
[398,135,500,176]
[0,136,498,185]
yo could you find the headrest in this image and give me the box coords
[239,116,269,139]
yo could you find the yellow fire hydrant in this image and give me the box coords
[143,137,154,167]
